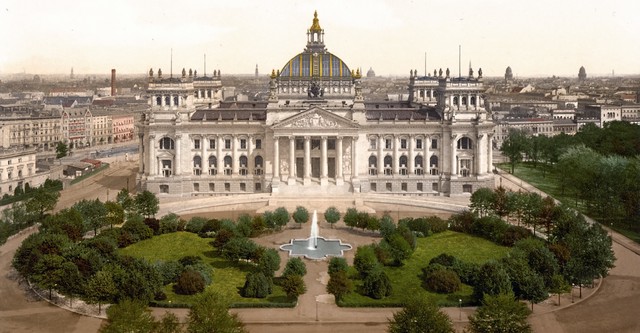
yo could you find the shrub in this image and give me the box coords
[502,225,532,246]
[159,213,180,234]
[178,255,202,266]
[154,291,167,301]
[448,211,476,234]
[250,216,266,236]
[328,257,349,276]
[200,219,220,234]
[185,262,213,285]
[471,216,509,242]
[241,272,272,298]
[156,260,183,284]
[212,229,235,249]
[379,214,396,239]
[426,216,448,233]
[429,253,457,267]
[185,217,208,234]
[143,218,160,235]
[343,208,358,229]
[326,270,352,301]
[122,218,153,242]
[451,260,481,286]
[174,269,206,295]
[362,268,392,299]
[221,237,258,262]
[423,267,461,293]
[353,245,380,278]
[280,274,306,299]
[282,257,307,277]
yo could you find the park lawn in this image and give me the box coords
[119,232,289,306]
[341,231,510,307]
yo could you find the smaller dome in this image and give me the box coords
[366,67,375,78]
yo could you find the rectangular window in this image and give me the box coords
[240,183,246,192]
[386,182,392,191]
[209,183,215,192]
[255,182,262,192]
[431,139,438,149]
[416,139,423,149]
[417,183,423,192]
[194,139,200,149]
[224,183,230,191]
[463,184,473,193]
[401,182,407,191]
[160,185,169,193]
[432,183,439,191]
[240,139,247,149]
[193,183,200,192]
[225,139,231,149]
[385,139,392,149]
[400,139,407,149]
[255,139,262,150]
[369,139,377,150]
[371,183,377,192]
[209,139,216,149]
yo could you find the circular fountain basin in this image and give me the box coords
[280,237,352,260]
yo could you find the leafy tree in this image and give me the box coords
[501,128,529,174]
[353,245,380,278]
[185,216,208,234]
[241,271,272,298]
[41,208,85,242]
[422,266,461,293]
[292,206,309,228]
[326,270,352,301]
[134,190,159,218]
[388,296,454,333]
[324,206,341,228]
[175,269,206,295]
[85,269,118,313]
[501,251,547,309]
[12,232,71,277]
[492,186,511,219]
[282,257,307,277]
[116,188,134,213]
[31,254,66,299]
[256,248,280,278]
[379,214,396,239]
[186,291,248,333]
[272,207,290,230]
[343,207,358,229]
[363,267,392,299]
[74,199,108,235]
[104,201,125,229]
[25,186,60,221]
[467,292,532,333]
[100,299,157,333]
[280,274,306,299]
[381,232,412,266]
[328,257,349,276]
[156,312,182,333]
[55,141,69,159]
[472,261,512,302]
[159,213,181,233]
[548,274,571,305]
[221,237,258,262]
[470,187,496,217]
[122,217,153,242]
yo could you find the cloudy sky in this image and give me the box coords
[1,0,638,77]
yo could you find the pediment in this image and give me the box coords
[272,107,359,130]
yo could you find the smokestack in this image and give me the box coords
[111,69,116,96]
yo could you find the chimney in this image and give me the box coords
[111,69,116,96]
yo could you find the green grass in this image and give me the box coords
[498,162,640,243]
[340,231,510,307]
[119,232,290,306]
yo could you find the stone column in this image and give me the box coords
[476,134,482,175]
[273,136,280,180]
[216,136,223,174]
[320,136,328,185]
[303,136,311,185]
[201,136,206,169]
[174,134,181,175]
[149,135,155,176]
[247,136,254,175]
[378,135,384,174]
[408,135,415,175]
[288,136,296,185]
[393,135,399,175]
[336,136,344,185]
[488,134,494,173]
[451,135,457,177]
[232,136,238,175]
[351,136,359,186]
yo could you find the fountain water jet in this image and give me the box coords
[308,210,319,249]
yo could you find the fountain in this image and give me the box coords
[280,210,352,260]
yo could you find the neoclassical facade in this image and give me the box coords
[137,12,495,197]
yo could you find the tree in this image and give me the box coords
[175,269,206,295]
[548,274,571,306]
[282,257,307,277]
[362,267,392,299]
[379,214,396,239]
[326,270,352,301]
[324,206,341,228]
[280,274,306,299]
[328,257,349,276]
[292,206,309,228]
[102,201,124,230]
[470,187,496,217]
[257,248,281,278]
[116,188,134,213]
[388,297,454,333]
[25,186,60,221]
[472,261,512,302]
[221,237,258,262]
[31,254,65,300]
[186,291,248,333]
[74,199,108,235]
[353,245,380,278]
[55,141,69,159]
[272,207,290,230]
[156,312,182,333]
[467,293,532,333]
[85,269,117,314]
[500,128,529,174]
[134,190,159,218]
[381,232,412,266]
[100,299,157,333]
[241,272,272,298]
[343,207,358,229]
[41,208,85,242]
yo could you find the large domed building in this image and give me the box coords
[137,12,495,197]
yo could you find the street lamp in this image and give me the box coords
[459,298,462,320]
[571,283,575,303]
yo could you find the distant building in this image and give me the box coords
[366,67,375,78]
[505,66,513,82]
[578,66,587,81]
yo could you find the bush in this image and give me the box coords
[185,217,208,234]
[363,268,392,299]
[328,257,349,276]
[159,213,180,234]
[212,228,235,249]
[178,255,202,266]
[185,262,213,285]
[143,218,160,235]
[451,260,481,286]
[156,260,183,285]
[174,269,206,295]
[423,267,461,293]
[280,274,306,299]
[122,218,153,242]
[241,272,272,298]
[221,237,258,262]
[429,253,457,267]
[353,245,380,278]
[471,216,509,242]
[448,211,476,234]
[282,257,307,277]
[502,225,532,246]
[326,270,352,301]
[200,219,220,234]
[426,216,448,233]
[154,291,167,301]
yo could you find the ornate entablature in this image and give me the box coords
[272,107,359,134]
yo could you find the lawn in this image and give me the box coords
[340,231,510,307]
[498,162,640,243]
[119,232,291,307]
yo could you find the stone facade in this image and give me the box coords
[137,12,495,198]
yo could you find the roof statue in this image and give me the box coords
[310,10,322,32]
[182,68,186,78]
[149,68,153,77]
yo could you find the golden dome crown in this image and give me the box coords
[309,10,322,32]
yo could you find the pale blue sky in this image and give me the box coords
[1,0,638,77]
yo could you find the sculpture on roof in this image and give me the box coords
[149,68,154,77]
[445,68,450,78]
[478,68,483,78]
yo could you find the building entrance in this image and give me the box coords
[311,157,320,178]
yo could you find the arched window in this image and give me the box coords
[457,137,473,150]
[173,96,179,106]
[164,95,171,106]
[368,155,377,175]
[462,96,467,106]
[209,155,217,175]
[453,96,459,106]
[399,155,408,175]
[254,155,264,175]
[384,155,393,175]
[159,137,174,150]
[156,96,161,106]
[239,156,248,175]
[470,96,476,106]
[193,156,202,176]
[223,156,232,175]
[430,155,439,175]
[415,155,424,175]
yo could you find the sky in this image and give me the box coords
[1,0,639,77]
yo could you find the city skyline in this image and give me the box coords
[1,0,638,77]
